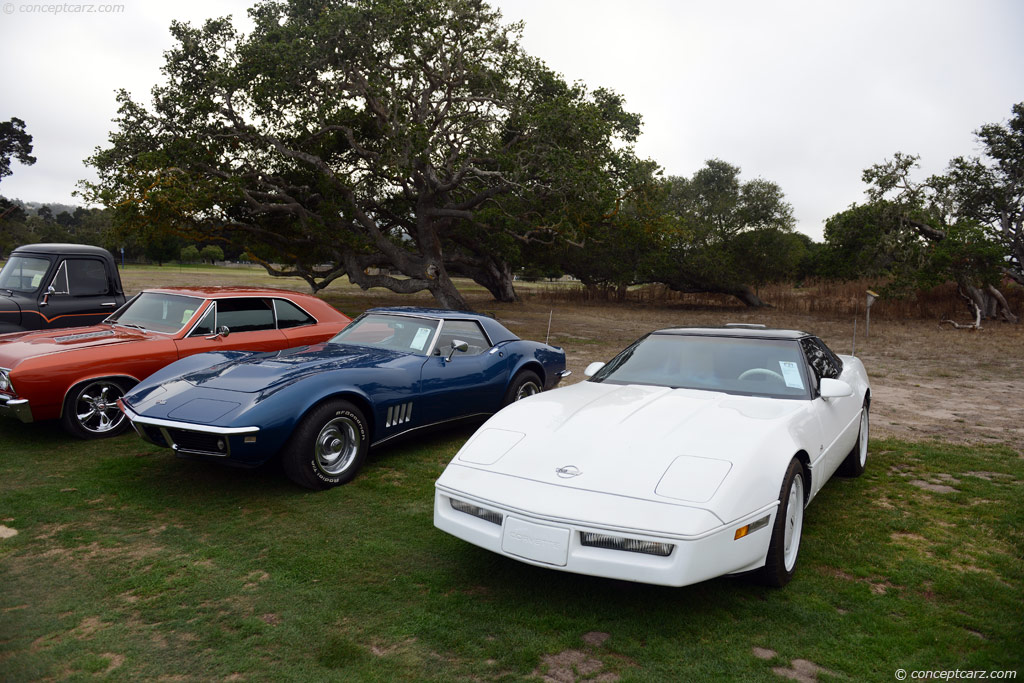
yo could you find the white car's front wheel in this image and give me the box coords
[760,458,805,587]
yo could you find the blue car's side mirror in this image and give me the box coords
[446,340,469,362]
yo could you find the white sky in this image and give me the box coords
[1,0,1021,240]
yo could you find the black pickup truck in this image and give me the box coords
[0,243,127,333]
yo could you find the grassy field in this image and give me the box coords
[1,425,1021,681]
[2,264,1022,680]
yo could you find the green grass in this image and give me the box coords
[1,422,1022,681]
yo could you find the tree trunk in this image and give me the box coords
[467,258,518,303]
[664,279,769,308]
[728,284,769,308]
[427,268,472,311]
[959,282,1018,323]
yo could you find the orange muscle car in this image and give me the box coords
[0,287,351,438]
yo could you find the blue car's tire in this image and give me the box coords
[283,399,368,490]
[503,370,542,406]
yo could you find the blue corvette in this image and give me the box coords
[119,307,569,490]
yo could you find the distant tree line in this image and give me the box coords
[6,0,1022,322]
[0,199,235,266]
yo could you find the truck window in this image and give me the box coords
[0,256,51,292]
[66,259,110,296]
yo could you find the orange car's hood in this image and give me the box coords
[0,325,154,365]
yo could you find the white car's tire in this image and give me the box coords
[760,458,805,587]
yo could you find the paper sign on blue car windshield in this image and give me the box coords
[411,326,432,351]
[778,361,804,389]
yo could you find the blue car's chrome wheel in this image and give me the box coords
[504,370,542,406]
[316,416,361,476]
[284,399,369,490]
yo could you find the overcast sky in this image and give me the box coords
[1,0,1021,240]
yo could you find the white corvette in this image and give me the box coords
[434,325,870,588]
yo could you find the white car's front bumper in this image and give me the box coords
[434,469,778,588]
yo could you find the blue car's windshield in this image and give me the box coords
[590,334,812,399]
[329,314,440,356]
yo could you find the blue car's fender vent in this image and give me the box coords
[386,402,413,428]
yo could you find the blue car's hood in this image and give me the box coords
[182,343,415,392]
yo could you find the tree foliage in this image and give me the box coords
[649,160,797,306]
[180,245,200,263]
[82,0,645,310]
[822,104,1024,323]
[0,118,36,184]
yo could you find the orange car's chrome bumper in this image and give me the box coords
[0,396,33,423]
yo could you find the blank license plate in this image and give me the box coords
[501,517,570,566]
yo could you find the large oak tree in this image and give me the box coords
[82,0,644,309]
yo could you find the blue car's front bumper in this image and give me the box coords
[120,400,259,460]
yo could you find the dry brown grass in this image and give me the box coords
[534,278,1024,322]
[120,264,1024,449]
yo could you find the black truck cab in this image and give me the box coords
[0,244,126,333]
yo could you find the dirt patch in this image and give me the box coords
[534,650,616,682]
[772,658,835,683]
[533,632,622,682]
[243,570,270,589]
[909,480,958,494]
[99,653,125,675]
[0,525,17,539]
[463,298,1024,450]
[752,647,777,660]
[581,632,610,647]
[820,567,897,595]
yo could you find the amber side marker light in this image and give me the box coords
[734,515,770,540]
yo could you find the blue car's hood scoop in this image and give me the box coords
[182,344,408,392]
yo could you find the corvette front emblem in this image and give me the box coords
[555,465,582,478]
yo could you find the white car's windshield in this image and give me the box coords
[0,256,51,293]
[106,292,204,334]
[590,334,812,399]
[329,314,439,356]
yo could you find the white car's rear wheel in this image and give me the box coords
[838,400,869,477]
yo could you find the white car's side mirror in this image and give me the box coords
[584,362,605,377]
[819,378,853,399]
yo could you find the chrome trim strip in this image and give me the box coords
[120,402,259,435]
[371,412,491,447]
[183,300,216,339]
[171,442,231,458]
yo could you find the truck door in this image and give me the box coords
[40,257,121,329]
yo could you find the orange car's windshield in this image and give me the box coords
[107,292,205,334]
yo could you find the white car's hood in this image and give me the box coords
[446,380,813,523]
